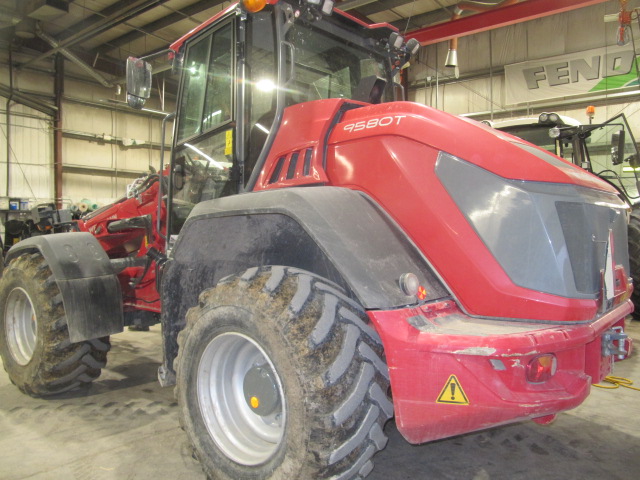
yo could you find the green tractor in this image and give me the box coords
[493,111,640,318]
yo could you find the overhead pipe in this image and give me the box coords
[96,0,218,56]
[445,0,520,68]
[0,5,22,28]
[21,0,168,69]
[407,0,608,47]
[36,24,115,88]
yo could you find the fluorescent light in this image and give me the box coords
[184,143,225,169]
[255,123,270,134]
[256,78,275,92]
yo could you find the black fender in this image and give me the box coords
[160,186,447,376]
[4,233,123,343]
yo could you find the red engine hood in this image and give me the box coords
[331,101,614,192]
[324,100,616,322]
[253,99,621,321]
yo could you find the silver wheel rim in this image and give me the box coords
[5,287,37,365]
[197,332,286,465]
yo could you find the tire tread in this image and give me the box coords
[0,253,110,396]
[175,266,393,480]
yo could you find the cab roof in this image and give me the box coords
[169,0,398,54]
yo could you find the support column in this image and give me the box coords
[6,48,13,197]
[54,54,64,208]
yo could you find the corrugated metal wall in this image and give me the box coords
[0,103,53,204]
[407,2,640,128]
[0,51,173,243]
[0,57,172,209]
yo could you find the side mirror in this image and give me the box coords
[126,57,152,109]
[353,75,387,104]
[611,130,625,165]
[173,164,185,191]
[393,81,405,101]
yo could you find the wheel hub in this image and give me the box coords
[5,287,37,366]
[197,332,285,466]
[243,364,281,416]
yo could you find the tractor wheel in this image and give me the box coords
[0,252,110,396]
[175,266,393,480]
[628,210,640,319]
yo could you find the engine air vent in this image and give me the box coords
[267,148,315,185]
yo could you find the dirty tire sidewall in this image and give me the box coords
[176,266,393,480]
[177,305,305,480]
[629,210,640,319]
[0,253,110,396]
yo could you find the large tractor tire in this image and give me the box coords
[175,266,393,480]
[629,210,640,319]
[0,252,110,396]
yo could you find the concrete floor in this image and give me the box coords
[1,321,639,480]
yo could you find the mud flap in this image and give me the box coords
[4,233,123,342]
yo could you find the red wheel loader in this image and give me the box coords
[0,1,632,478]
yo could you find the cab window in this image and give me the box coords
[171,21,235,235]
[177,22,234,142]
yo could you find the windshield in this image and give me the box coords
[244,6,394,183]
[582,115,640,201]
[283,21,393,104]
[499,125,558,154]
[498,116,640,203]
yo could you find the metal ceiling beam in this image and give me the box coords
[96,0,225,55]
[338,0,378,10]
[342,0,429,16]
[36,25,115,88]
[20,0,169,68]
[406,0,609,45]
[59,0,142,40]
[0,84,57,117]
[19,35,126,78]
[391,4,459,33]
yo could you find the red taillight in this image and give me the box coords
[526,354,557,383]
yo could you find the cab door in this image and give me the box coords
[168,20,237,236]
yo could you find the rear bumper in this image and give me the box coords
[368,299,632,444]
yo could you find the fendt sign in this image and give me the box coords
[505,45,638,105]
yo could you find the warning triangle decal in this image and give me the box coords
[436,374,469,405]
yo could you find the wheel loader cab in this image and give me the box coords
[138,1,398,238]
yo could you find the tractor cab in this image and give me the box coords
[493,112,640,205]
[126,0,417,239]
[553,113,640,205]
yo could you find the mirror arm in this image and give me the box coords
[138,48,174,63]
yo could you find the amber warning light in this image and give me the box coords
[243,0,267,13]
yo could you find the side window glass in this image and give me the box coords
[171,22,235,235]
[177,128,234,203]
[202,28,233,131]
[246,11,276,183]
[177,39,209,140]
[285,23,391,104]
[171,129,234,233]
[177,23,234,142]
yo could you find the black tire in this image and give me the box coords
[175,266,393,480]
[0,252,110,396]
[628,210,640,319]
